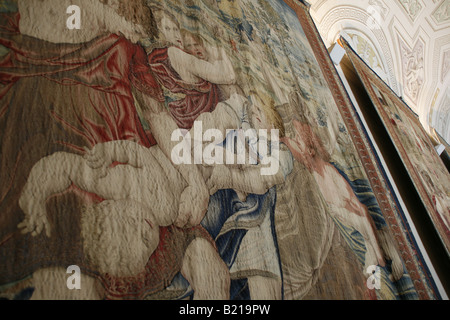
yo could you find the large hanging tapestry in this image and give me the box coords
[342,39,450,261]
[0,0,442,300]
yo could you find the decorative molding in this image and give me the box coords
[315,6,399,93]
[369,0,389,19]
[397,36,425,104]
[441,49,450,82]
[432,0,450,25]
[424,34,450,135]
[397,0,423,22]
[307,0,450,142]
[346,31,388,83]
[431,87,450,146]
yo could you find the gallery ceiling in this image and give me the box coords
[306,0,450,144]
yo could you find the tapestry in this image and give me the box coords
[342,39,450,261]
[0,0,441,300]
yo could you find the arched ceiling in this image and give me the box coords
[306,0,450,144]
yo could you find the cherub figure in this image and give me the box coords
[17,86,289,299]
[283,119,386,272]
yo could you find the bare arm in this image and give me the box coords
[84,140,149,169]
[168,46,236,84]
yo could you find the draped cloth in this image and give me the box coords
[148,46,221,130]
[0,12,212,299]
[202,188,281,300]
[147,45,283,299]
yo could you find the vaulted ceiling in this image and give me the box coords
[307,0,450,144]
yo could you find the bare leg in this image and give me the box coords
[81,200,160,277]
[20,152,161,275]
[18,152,91,237]
[18,151,177,236]
[18,151,122,236]
[30,267,103,300]
[181,238,230,300]
[19,152,106,209]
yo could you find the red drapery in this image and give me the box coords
[0,12,212,299]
